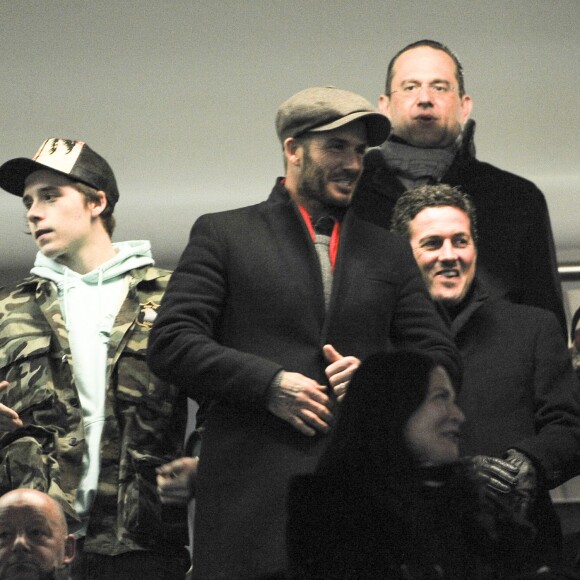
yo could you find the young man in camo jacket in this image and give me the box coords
[0,138,189,579]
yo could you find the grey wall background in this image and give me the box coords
[1,1,578,289]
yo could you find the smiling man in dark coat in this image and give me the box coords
[147,87,461,580]
[391,183,580,569]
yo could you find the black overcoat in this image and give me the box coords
[452,280,580,564]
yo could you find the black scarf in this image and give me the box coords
[380,135,457,190]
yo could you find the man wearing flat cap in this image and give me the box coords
[147,87,460,579]
[0,139,190,578]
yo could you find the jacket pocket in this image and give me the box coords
[120,449,189,547]
[0,334,58,417]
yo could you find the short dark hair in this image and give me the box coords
[385,39,466,97]
[390,183,478,243]
[74,181,116,237]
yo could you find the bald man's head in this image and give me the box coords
[0,489,75,580]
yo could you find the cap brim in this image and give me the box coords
[0,158,58,197]
[0,157,98,198]
[309,111,391,147]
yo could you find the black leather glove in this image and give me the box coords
[503,448,537,519]
[466,451,538,522]
[467,455,519,496]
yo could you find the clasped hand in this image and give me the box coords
[156,456,198,505]
[468,449,537,519]
[266,344,360,436]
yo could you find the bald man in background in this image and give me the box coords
[0,489,76,580]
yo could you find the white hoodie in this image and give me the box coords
[31,240,155,536]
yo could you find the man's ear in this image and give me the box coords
[90,190,108,217]
[283,137,302,167]
[63,534,76,564]
[460,94,473,124]
[378,94,391,119]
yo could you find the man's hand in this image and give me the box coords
[323,344,360,402]
[267,371,333,436]
[156,456,198,505]
[0,381,23,431]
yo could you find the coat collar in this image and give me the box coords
[263,178,361,332]
[447,276,489,336]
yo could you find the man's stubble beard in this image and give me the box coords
[296,148,354,210]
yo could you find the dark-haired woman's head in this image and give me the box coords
[316,349,464,478]
[404,363,464,465]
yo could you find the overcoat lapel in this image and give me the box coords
[260,195,328,328]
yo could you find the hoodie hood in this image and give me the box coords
[30,240,154,283]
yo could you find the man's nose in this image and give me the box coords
[26,201,42,222]
[13,532,31,553]
[439,240,458,261]
[416,86,433,105]
[343,151,363,172]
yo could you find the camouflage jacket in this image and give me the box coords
[0,267,188,556]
